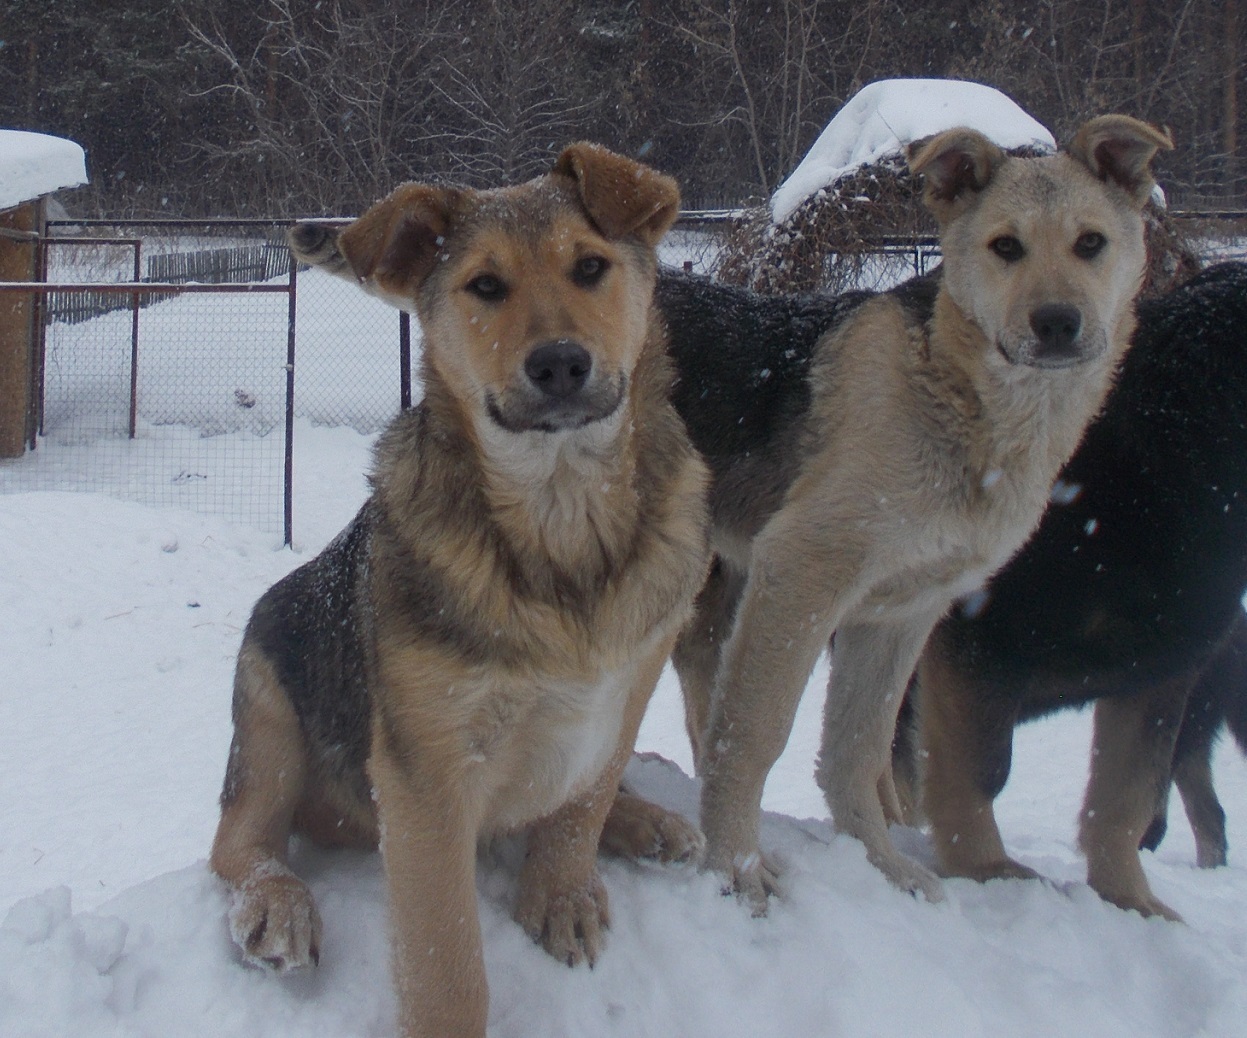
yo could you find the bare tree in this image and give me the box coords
[183,0,460,214]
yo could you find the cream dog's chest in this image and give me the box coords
[856,477,1047,621]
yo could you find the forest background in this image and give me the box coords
[0,0,1241,218]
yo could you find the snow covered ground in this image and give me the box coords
[4,453,1247,1038]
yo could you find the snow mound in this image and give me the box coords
[771,79,1054,224]
[2,755,1246,1038]
[0,129,88,211]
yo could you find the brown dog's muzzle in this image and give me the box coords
[486,339,626,434]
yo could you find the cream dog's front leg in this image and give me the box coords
[816,612,948,902]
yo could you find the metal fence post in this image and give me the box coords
[284,249,297,547]
[128,240,141,439]
[400,311,412,411]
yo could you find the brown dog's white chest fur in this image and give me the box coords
[461,626,670,834]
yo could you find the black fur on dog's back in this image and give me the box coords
[936,262,1247,719]
[232,504,375,797]
[658,268,936,538]
[658,269,874,461]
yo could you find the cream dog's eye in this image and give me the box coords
[1074,232,1107,259]
[989,235,1025,262]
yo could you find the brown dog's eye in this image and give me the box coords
[989,236,1024,262]
[572,255,610,287]
[1074,232,1107,259]
[465,273,507,301]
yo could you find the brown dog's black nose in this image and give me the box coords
[1030,304,1082,356]
[525,341,592,399]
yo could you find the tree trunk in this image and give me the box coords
[1225,0,1240,191]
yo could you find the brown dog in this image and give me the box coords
[671,116,1172,909]
[209,144,710,1038]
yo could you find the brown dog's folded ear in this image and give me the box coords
[288,221,351,277]
[336,184,462,298]
[554,142,680,247]
[907,128,1006,222]
[1067,115,1174,208]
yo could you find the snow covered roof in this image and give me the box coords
[0,130,88,212]
[770,79,1055,224]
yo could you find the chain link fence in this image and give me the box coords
[0,217,747,540]
[0,220,409,541]
[7,213,1240,541]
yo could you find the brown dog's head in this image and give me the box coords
[908,116,1172,370]
[290,144,678,436]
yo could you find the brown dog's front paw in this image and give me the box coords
[227,868,323,972]
[514,868,610,968]
[601,792,705,865]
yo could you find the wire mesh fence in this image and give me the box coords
[2,279,298,538]
[0,217,718,540]
[0,218,435,541]
[3,212,1241,543]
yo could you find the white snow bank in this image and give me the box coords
[771,79,1055,224]
[3,455,1247,1037]
[0,129,88,211]
[2,754,1246,1038]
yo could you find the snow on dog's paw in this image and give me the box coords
[228,869,322,972]
[514,867,610,968]
[871,848,945,903]
[720,850,783,918]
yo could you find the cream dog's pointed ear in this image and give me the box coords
[907,128,1007,224]
[1067,115,1173,208]
[554,142,680,246]
[333,184,464,299]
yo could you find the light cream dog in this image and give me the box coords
[674,116,1172,908]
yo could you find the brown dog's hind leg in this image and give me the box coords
[917,643,1037,884]
[210,646,323,971]
[1080,676,1189,922]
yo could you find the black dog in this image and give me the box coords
[912,262,1247,920]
